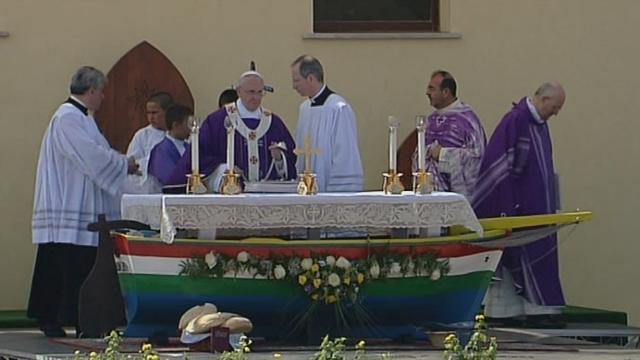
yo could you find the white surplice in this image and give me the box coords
[295,86,364,192]
[32,102,128,247]
[124,124,165,193]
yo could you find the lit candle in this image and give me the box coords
[388,116,399,171]
[190,116,199,175]
[224,116,235,171]
[416,115,426,171]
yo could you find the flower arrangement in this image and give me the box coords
[180,250,449,304]
[442,315,498,360]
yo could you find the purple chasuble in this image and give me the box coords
[148,137,183,185]
[425,101,486,197]
[472,97,564,307]
[166,107,297,187]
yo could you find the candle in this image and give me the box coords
[388,116,399,171]
[224,116,235,171]
[190,116,199,175]
[416,115,426,170]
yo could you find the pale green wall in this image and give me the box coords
[1,0,638,323]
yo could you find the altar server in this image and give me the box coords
[148,104,192,190]
[124,92,173,193]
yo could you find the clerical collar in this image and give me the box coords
[310,85,334,107]
[236,99,262,119]
[65,96,89,116]
[526,97,545,124]
[434,99,461,114]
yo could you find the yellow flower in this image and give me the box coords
[475,314,485,322]
[356,340,366,350]
[326,295,338,304]
[311,293,319,301]
[343,276,351,285]
[89,352,98,358]
[311,263,320,273]
[273,353,282,359]
[313,278,323,288]
[74,350,81,355]
[243,347,251,353]
[141,343,152,352]
[298,275,307,285]
[357,272,365,284]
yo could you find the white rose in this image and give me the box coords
[205,251,217,269]
[369,263,380,279]
[237,251,249,263]
[336,256,351,269]
[328,273,341,287]
[430,268,441,281]
[326,256,336,266]
[301,258,313,270]
[390,262,401,275]
[274,265,286,280]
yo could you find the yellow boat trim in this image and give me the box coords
[122,229,508,247]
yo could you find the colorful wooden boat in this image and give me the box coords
[111,211,591,340]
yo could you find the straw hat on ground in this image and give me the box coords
[178,303,217,330]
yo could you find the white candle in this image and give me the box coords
[225,116,235,171]
[190,116,199,175]
[416,115,426,170]
[388,116,399,171]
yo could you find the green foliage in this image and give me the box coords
[312,335,347,360]
[72,331,159,360]
[218,335,252,360]
[442,315,498,360]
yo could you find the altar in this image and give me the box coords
[120,191,483,243]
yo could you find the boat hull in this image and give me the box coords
[113,234,502,339]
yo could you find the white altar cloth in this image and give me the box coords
[121,191,482,243]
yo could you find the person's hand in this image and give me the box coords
[428,141,441,161]
[127,157,141,175]
[269,142,284,160]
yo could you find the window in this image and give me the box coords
[313,0,439,33]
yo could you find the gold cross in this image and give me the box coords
[294,134,320,173]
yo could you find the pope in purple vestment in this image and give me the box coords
[473,82,567,316]
[166,102,297,187]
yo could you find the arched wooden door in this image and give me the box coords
[95,41,195,153]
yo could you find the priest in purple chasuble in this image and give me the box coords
[472,82,566,318]
[166,71,296,190]
[148,104,192,191]
[418,70,486,200]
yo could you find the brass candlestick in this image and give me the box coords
[383,169,404,195]
[221,170,242,195]
[294,134,321,196]
[297,171,318,195]
[186,173,207,194]
[412,170,433,195]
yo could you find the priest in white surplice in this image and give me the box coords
[28,66,140,338]
[291,55,364,192]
